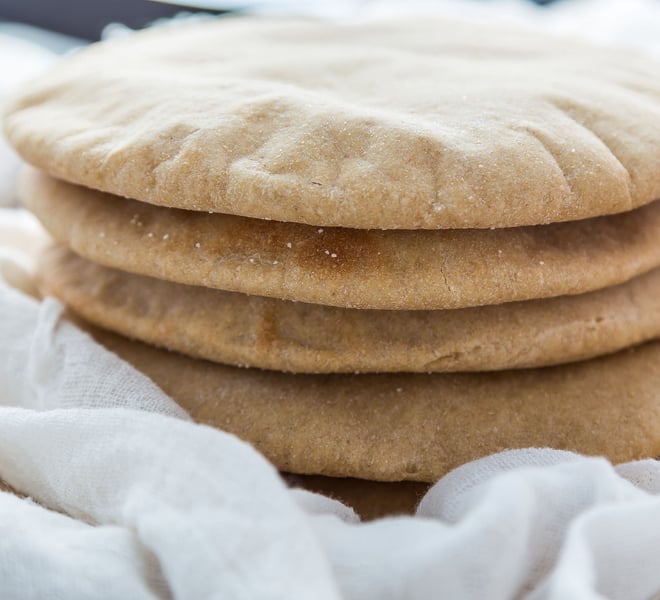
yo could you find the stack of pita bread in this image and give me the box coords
[5,18,660,517]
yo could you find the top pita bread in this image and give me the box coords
[5,18,660,229]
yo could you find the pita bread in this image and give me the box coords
[39,244,660,373]
[284,474,429,520]
[24,170,660,310]
[5,18,660,229]
[90,329,660,482]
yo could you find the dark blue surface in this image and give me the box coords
[0,0,225,40]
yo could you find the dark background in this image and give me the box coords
[0,0,226,40]
[0,0,560,41]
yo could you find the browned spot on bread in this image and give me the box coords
[287,226,382,275]
[254,300,278,355]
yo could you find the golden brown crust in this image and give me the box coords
[39,244,660,373]
[24,170,660,310]
[6,18,660,229]
[90,328,660,482]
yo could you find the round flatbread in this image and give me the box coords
[5,18,660,229]
[284,474,429,520]
[90,328,660,482]
[24,170,660,310]
[39,244,660,373]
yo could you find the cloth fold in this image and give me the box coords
[0,247,339,598]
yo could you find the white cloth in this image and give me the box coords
[0,34,53,207]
